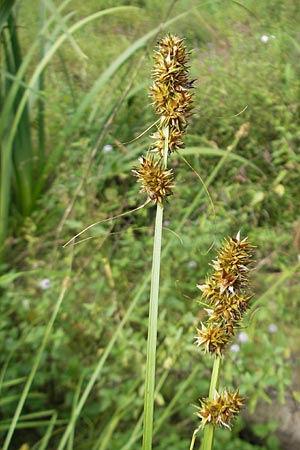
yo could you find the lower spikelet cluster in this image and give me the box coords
[195,232,254,355]
[194,232,254,431]
[196,389,245,430]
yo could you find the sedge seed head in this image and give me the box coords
[196,389,245,429]
[196,234,254,345]
[214,234,255,292]
[150,34,194,156]
[195,322,231,356]
[132,155,174,205]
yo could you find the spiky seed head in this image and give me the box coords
[196,389,246,429]
[196,234,254,348]
[132,155,174,205]
[214,235,255,292]
[195,322,231,356]
[150,34,194,156]
[235,122,250,139]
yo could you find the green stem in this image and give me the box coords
[142,123,169,450]
[142,203,164,450]
[201,356,222,450]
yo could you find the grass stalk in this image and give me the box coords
[142,202,164,450]
[201,356,221,450]
[142,123,169,450]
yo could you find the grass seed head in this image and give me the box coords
[132,155,174,205]
[195,322,231,356]
[196,234,254,352]
[196,389,245,429]
[150,34,194,156]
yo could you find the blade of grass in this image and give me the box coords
[0,0,16,32]
[38,410,58,450]
[66,372,85,450]
[183,146,264,174]
[3,5,140,178]
[44,0,88,60]
[36,0,46,171]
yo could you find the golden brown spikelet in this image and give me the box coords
[196,389,246,429]
[195,322,231,356]
[196,233,254,350]
[132,155,174,205]
[150,34,194,156]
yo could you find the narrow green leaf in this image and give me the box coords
[0,0,16,32]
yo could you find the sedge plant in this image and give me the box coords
[190,233,255,450]
[132,34,194,450]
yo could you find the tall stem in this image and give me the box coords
[142,203,163,450]
[142,124,169,450]
[201,356,222,450]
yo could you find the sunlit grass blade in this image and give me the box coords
[182,146,264,174]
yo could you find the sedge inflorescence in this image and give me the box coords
[132,155,174,205]
[195,232,254,356]
[133,34,194,205]
[194,232,254,431]
[150,34,194,156]
[196,389,246,430]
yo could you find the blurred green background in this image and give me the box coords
[1,0,299,449]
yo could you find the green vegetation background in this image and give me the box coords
[1,0,299,449]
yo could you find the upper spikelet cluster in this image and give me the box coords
[150,34,194,156]
[195,232,254,355]
[133,34,194,205]
[132,155,174,205]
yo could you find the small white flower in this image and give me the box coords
[188,260,197,269]
[38,278,51,290]
[268,323,278,333]
[229,343,240,354]
[238,331,249,343]
[22,299,30,310]
[261,35,269,43]
[103,144,113,153]
[163,220,171,227]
